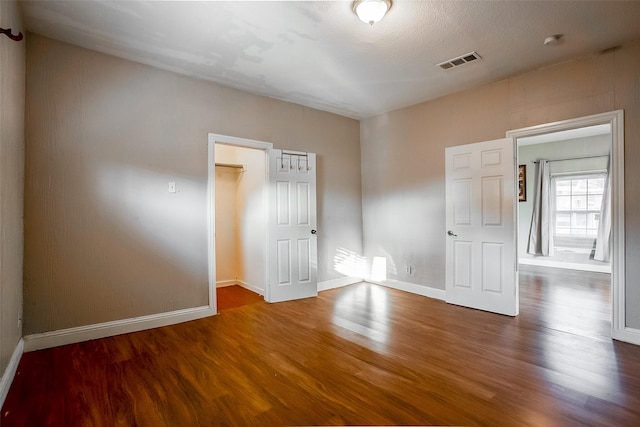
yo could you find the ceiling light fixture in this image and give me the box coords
[543,34,562,46]
[352,0,392,25]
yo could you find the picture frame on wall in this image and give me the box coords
[518,165,526,202]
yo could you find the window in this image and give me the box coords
[553,173,606,238]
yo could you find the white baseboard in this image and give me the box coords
[318,276,362,291]
[23,305,216,352]
[613,326,640,346]
[369,279,446,301]
[216,280,237,288]
[216,280,264,295]
[237,280,264,296]
[519,258,611,273]
[0,338,24,408]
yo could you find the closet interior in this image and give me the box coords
[214,144,267,300]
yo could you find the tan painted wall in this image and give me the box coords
[214,166,240,284]
[361,39,640,327]
[234,147,267,293]
[0,0,25,376]
[24,35,362,334]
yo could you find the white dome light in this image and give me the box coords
[353,0,392,25]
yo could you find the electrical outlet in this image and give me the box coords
[406,265,413,276]
[168,181,176,193]
[17,315,22,329]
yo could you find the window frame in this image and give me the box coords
[551,171,607,244]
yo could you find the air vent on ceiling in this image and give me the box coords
[437,52,482,70]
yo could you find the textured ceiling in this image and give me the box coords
[19,0,640,119]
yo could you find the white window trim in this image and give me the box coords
[552,172,607,241]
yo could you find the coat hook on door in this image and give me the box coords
[0,27,23,42]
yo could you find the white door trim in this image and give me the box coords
[207,133,273,313]
[506,110,629,343]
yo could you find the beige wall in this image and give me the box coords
[214,166,240,284]
[0,0,25,378]
[361,39,640,328]
[234,147,267,293]
[24,35,362,334]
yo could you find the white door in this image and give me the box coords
[445,138,518,316]
[266,149,318,303]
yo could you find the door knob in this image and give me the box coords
[447,230,458,237]
[311,229,317,235]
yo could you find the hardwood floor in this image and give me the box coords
[518,265,612,341]
[216,285,264,311]
[4,268,640,426]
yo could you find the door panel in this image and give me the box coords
[276,182,290,225]
[297,183,310,225]
[445,138,518,316]
[267,149,318,303]
[277,240,291,285]
[482,242,503,292]
[454,241,472,288]
[482,176,503,226]
[454,180,472,225]
[298,239,311,282]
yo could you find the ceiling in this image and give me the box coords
[19,0,640,120]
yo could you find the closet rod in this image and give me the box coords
[532,154,608,164]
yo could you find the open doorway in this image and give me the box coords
[207,134,273,314]
[207,133,320,312]
[507,110,625,341]
[516,124,612,341]
[517,124,611,273]
[214,143,267,311]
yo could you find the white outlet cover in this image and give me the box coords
[168,181,176,193]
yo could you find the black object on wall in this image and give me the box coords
[0,27,23,42]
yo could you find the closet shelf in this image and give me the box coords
[215,163,245,171]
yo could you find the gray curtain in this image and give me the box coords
[594,156,612,262]
[528,160,554,256]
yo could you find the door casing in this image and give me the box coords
[208,133,273,313]
[507,110,630,343]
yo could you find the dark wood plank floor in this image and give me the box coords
[4,267,640,426]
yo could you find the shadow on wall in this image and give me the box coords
[96,162,206,273]
[24,158,209,334]
[362,180,446,286]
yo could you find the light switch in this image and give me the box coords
[168,181,176,193]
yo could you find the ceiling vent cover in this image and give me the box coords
[437,52,482,70]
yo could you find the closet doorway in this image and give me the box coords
[207,133,319,313]
[507,110,626,342]
[208,135,272,312]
